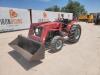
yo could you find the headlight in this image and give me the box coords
[35,28,39,33]
[34,27,42,37]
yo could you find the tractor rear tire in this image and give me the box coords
[68,24,81,43]
[50,36,63,52]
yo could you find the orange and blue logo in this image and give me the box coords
[9,9,18,18]
[43,12,47,18]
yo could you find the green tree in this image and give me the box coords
[45,5,60,12]
[61,0,87,17]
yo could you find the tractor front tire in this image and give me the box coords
[50,36,63,52]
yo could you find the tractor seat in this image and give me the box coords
[61,19,71,24]
[60,19,71,28]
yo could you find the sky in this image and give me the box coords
[0,0,100,13]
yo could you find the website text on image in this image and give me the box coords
[0,7,30,32]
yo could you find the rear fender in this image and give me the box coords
[67,21,77,31]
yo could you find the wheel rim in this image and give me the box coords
[56,40,63,50]
[74,28,80,40]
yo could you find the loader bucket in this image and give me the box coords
[9,35,45,61]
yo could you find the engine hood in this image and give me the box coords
[39,21,61,29]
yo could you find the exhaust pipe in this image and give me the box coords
[9,35,45,61]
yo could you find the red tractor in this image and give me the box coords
[9,19,81,61]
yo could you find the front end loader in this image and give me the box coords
[9,35,44,61]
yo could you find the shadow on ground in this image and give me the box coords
[8,50,42,71]
[64,40,74,45]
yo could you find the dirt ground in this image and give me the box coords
[0,22,100,75]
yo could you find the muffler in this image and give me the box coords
[9,35,45,61]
